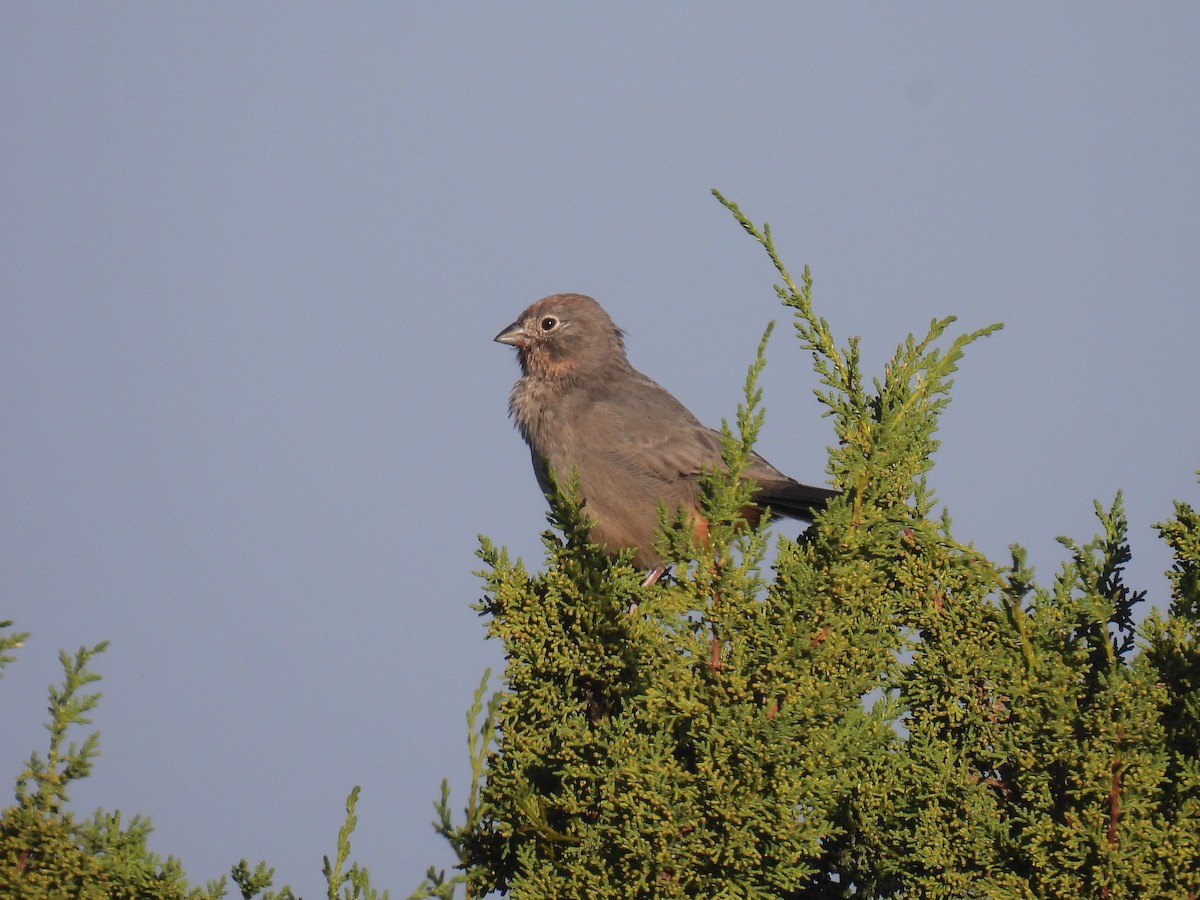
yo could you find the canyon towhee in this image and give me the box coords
[496,293,837,585]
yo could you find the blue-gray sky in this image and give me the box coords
[4,4,1198,896]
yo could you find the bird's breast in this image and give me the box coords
[509,376,570,456]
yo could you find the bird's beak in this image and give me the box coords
[494,320,528,347]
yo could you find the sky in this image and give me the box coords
[3,4,1199,896]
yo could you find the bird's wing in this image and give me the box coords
[589,373,836,520]
[591,376,727,483]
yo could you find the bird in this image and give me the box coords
[495,293,837,586]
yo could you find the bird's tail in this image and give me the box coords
[752,479,839,522]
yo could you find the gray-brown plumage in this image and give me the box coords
[495,293,836,585]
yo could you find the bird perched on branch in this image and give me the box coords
[495,293,836,586]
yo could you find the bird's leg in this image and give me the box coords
[640,565,667,588]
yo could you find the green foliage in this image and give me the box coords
[0,621,28,681]
[231,859,284,899]
[322,787,388,900]
[408,673,499,900]
[0,623,387,899]
[0,635,205,899]
[419,195,1200,897]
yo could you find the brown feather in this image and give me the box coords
[496,293,836,575]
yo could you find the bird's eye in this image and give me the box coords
[539,316,559,332]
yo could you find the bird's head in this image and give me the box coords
[494,293,629,379]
